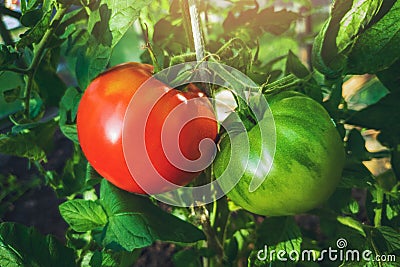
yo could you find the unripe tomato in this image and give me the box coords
[77,63,218,194]
[213,91,345,216]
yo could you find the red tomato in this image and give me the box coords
[77,63,218,194]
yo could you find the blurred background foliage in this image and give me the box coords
[1,0,399,266]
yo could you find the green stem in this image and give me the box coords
[0,66,29,74]
[368,232,383,267]
[182,0,212,97]
[373,185,384,227]
[179,0,195,51]
[24,4,70,118]
[367,150,391,159]
[195,204,224,266]
[138,17,161,73]
[187,0,205,63]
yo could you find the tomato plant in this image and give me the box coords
[0,0,399,266]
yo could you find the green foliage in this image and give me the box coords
[312,0,400,76]
[0,119,57,161]
[56,180,206,263]
[0,222,76,267]
[0,0,399,266]
[99,180,205,251]
[0,174,41,217]
[59,199,108,232]
[249,217,302,266]
[59,87,81,144]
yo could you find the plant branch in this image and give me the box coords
[24,4,70,118]
[179,0,195,51]
[188,0,205,64]
[0,66,29,74]
[194,204,224,266]
[373,185,384,227]
[139,19,161,73]
[184,0,212,97]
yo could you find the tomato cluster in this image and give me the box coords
[78,63,344,216]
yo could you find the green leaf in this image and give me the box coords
[311,0,352,78]
[327,188,354,213]
[340,160,375,189]
[376,59,400,92]
[34,49,67,107]
[391,149,400,181]
[20,0,41,14]
[336,0,383,53]
[173,248,201,267]
[0,222,76,267]
[337,216,366,237]
[88,0,153,48]
[52,145,94,197]
[0,44,19,66]
[20,8,43,27]
[215,38,253,73]
[224,236,239,264]
[0,134,44,161]
[249,217,302,265]
[312,0,399,76]
[375,170,397,192]
[346,0,400,74]
[0,119,57,161]
[379,226,400,247]
[60,124,79,144]
[100,180,205,251]
[89,250,141,267]
[0,72,24,118]
[60,87,81,122]
[59,87,81,143]
[223,7,299,37]
[372,226,400,253]
[17,4,53,49]
[59,199,108,232]
[346,91,400,145]
[2,86,21,103]
[346,129,368,161]
[75,39,112,89]
[285,50,310,79]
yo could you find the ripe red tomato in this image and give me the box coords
[77,62,218,194]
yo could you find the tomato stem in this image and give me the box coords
[139,20,161,73]
[194,204,225,266]
[187,0,205,64]
[0,66,29,74]
[23,3,70,119]
[182,0,212,97]
[180,0,195,52]
[373,185,384,227]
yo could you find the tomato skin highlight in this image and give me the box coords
[214,91,345,216]
[77,63,218,194]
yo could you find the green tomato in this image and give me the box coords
[214,91,345,216]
